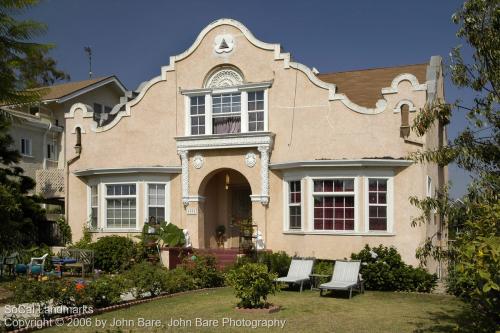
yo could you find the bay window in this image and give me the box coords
[367,178,388,231]
[105,184,137,229]
[147,183,166,223]
[212,93,241,134]
[313,179,355,231]
[287,180,302,230]
[90,185,98,229]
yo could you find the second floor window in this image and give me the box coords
[212,93,241,134]
[248,91,264,132]
[21,138,32,156]
[190,96,205,135]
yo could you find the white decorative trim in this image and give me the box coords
[182,81,273,95]
[270,159,413,170]
[183,195,206,203]
[393,100,417,113]
[71,124,86,134]
[205,68,243,88]
[65,103,94,119]
[176,132,274,150]
[282,231,396,236]
[332,94,387,115]
[192,154,204,169]
[245,152,257,168]
[74,166,181,176]
[258,145,270,205]
[381,73,427,95]
[214,34,234,54]
[250,194,269,203]
[96,19,336,131]
[178,149,190,206]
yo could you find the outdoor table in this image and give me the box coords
[309,273,331,290]
[51,257,77,277]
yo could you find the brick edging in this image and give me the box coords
[9,287,227,333]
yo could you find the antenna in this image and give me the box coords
[84,46,92,79]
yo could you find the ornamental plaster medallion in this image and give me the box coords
[193,154,204,169]
[245,152,257,168]
[205,69,243,88]
[214,34,234,54]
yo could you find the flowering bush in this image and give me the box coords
[179,253,224,288]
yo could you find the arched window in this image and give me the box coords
[75,126,82,154]
[204,66,244,88]
[400,104,410,137]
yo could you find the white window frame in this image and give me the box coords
[103,182,139,231]
[308,176,360,233]
[283,178,304,232]
[184,88,268,136]
[144,182,170,224]
[87,184,99,230]
[364,177,394,233]
[247,89,266,132]
[21,138,32,157]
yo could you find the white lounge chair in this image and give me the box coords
[319,260,364,299]
[28,253,48,275]
[275,258,314,292]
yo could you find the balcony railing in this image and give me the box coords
[36,169,64,198]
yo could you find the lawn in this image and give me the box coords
[41,288,465,333]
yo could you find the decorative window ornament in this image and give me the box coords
[205,68,243,88]
[214,34,234,54]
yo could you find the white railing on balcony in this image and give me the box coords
[36,169,64,198]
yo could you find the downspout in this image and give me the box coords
[42,122,52,170]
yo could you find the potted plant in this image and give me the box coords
[215,225,226,248]
[158,222,189,269]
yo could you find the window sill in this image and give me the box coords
[21,154,34,158]
[91,228,141,233]
[283,231,395,236]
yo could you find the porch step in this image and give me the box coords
[197,248,240,270]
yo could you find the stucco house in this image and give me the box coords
[64,19,447,273]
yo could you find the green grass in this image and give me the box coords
[42,288,465,333]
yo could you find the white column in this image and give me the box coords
[178,149,189,206]
[258,145,270,205]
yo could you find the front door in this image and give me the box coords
[229,186,252,248]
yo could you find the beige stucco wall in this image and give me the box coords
[64,20,444,267]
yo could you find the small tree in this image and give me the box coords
[409,0,499,331]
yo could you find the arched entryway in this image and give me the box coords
[198,168,252,249]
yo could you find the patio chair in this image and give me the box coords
[5,252,20,275]
[319,260,363,299]
[274,258,315,292]
[28,253,48,276]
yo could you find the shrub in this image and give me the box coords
[91,236,136,272]
[225,263,279,309]
[125,262,169,297]
[179,253,224,288]
[53,279,93,308]
[163,267,195,293]
[88,275,127,308]
[313,260,334,284]
[351,244,438,292]
[235,251,292,277]
[10,277,60,315]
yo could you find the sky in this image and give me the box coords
[22,0,475,198]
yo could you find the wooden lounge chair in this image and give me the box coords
[275,258,315,292]
[319,260,364,299]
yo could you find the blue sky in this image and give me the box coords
[25,0,474,198]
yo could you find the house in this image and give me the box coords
[1,76,129,210]
[64,19,447,272]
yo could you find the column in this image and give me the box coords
[258,145,270,205]
[178,149,189,206]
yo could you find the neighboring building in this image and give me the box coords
[1,76,128,206]
[64,19,447,272]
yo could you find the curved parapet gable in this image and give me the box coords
[333,73,427,115]
[95,18,337,132]
[65,103,94,119]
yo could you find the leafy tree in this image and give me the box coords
[0,0,70,252]
[0,0,70,105]
[409,0,499,331]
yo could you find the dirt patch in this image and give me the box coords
[234,305,281,314]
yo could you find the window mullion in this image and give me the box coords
[205,93,212,135]
[241,91,248,133]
